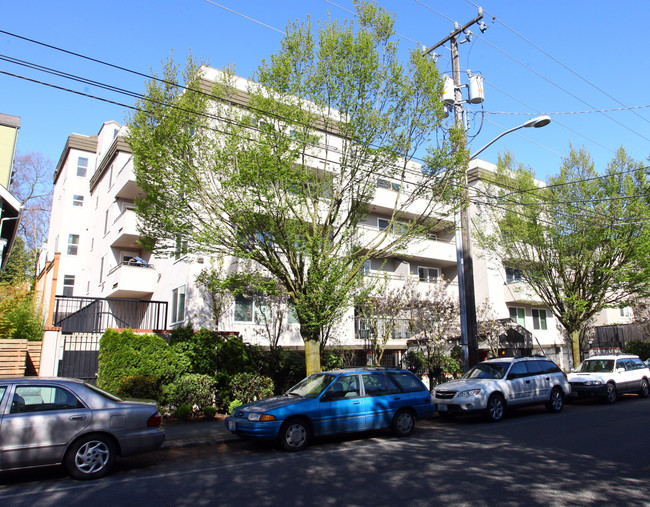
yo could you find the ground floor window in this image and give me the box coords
[532,309,548,330]
[62,275,75,297]
[509,306,526,327]
[171,285,186,324]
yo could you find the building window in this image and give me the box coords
[532,309,548,330]
[77,157,88,177]
[418,267,439,283]
[378,218,407,234]
[509,307,526,327]
[67,234,79,255]
[108,164,114,188]
[505,267,522,284]
[363,260,371,275]
[377,178,400,191]
[104,209,110,235]
[234,295,254,322]
[171,286,186,324]
[620,307,633,317]
[99,256,104,283]
[72,195,84,207]
[62,275,75,297]
[174,236,188,260]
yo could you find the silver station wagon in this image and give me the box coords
[0,377,165,479]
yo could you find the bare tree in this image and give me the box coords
[10,151,53,279]
[476,299,511,359]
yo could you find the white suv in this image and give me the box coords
[567,354,650,403]
[433,356,570,422]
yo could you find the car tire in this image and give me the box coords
[604,383,617,404]
[485,394,505,422]
[639,379,649,398]
[278,418,310,452]
[64,434,116,480]
[392,409,415,437]
[545,387,564,413]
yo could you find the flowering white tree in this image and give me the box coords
[476,299,511,359]
[404,279,460,390]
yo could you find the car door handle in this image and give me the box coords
[69,415,86,421]
[525,380,531,384]
[393,396,401,400]
[352,401,360,405]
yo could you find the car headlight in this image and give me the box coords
[247,413,276,422]
[583,380,603,386]
[457,389,481,398]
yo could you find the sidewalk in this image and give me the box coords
[161,417,238,449]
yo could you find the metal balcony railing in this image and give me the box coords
[53,296,168,333]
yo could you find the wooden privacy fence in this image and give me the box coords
[0,339,42,378]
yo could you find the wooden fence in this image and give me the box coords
[0,339,42,378]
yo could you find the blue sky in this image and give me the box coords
[1,0,648,179]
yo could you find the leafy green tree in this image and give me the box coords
[127,2,463,374]
[479,147,650,366]
[0,237,33,286]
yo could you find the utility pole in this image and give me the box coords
[424,9,484,371]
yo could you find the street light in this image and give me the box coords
[470,116,551,161]
[458,115,551,371]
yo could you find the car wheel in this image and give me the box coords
[604,383,617,404]
[639,379,649,398]
[64,434,116,480]
[279,419,310,452]
[485,394,505,422]
[545,387,564,413]
[392,409,415,437]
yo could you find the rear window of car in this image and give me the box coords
[85,382,122,402]
[388,372,426,393]
[539,360,562,374]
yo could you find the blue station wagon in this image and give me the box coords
[225,368,436,451]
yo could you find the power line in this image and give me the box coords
[462,0,650,127]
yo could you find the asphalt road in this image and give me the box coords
[1,396,649,506]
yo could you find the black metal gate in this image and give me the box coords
[58,333,101,383]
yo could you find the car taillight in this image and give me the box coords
[148,412,162,427]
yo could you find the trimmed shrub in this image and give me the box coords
[228,399,243,414]
[229,372,274,404]
[176,403,192,420]
[163,373,218,416]
[170,325,221,376]
[624,340,650,361]
[202,405,218,419]
[115,375,159,400]
[97,329,190,397]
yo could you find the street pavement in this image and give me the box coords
[162,417,237,448]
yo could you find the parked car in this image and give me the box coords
[225,368,436,451]
[567,354,650,403]
[433,356,570,422]
[0,378,165,480]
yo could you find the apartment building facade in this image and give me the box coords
[37,72,572,370]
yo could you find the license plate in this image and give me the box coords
[228,420,236,431]
[438,404,447,412]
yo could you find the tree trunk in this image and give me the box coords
[304,339,321,376]
[571,329,581,368]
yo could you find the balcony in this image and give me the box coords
[108,209,140,249]
[356,224,457,265]
[105,261,157,298]
[503,282,542,304]
[113,163,144,201]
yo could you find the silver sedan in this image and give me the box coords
[0,377,165,479]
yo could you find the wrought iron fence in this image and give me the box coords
[53,296,168,333]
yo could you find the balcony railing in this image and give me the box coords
[53,296,168,333]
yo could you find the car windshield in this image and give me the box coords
[462,362,509,380]
[576,359,614,373]
[286,374,336,398]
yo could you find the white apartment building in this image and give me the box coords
[36,72,572,370]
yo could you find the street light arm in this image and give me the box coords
[469,115,551,161]
[469,125,524,161]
